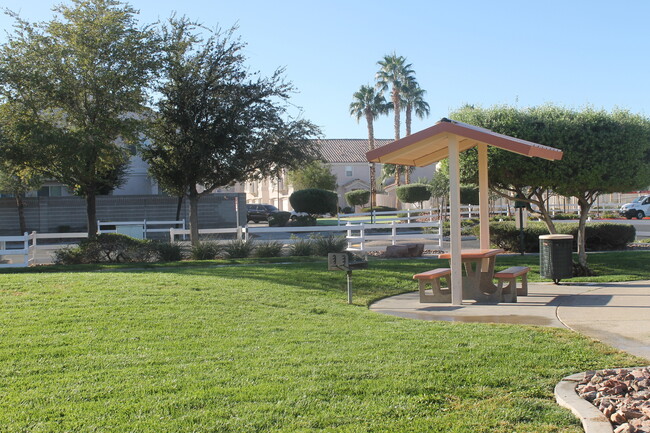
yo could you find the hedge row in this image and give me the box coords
[473,222,636,253]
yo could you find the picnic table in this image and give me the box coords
[438,248,505,303]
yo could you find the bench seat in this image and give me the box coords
[413,268,452,303]
[494,266,530,302]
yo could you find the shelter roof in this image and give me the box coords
[317,139,392,163]
[366,118,563,166]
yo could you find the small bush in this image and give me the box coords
[155,242,183,262]
[476,222,636,252]
[339,206,354,214]
[311,234,347,256]
[490,215,514,222]
[269,211,291,227]
[224,239,255,258]
[600,211,619,219]
[289,237,313,256]
[396,184,431,205]
[345,189,370,207]
[551,212,579,220]
[53,246,85,265]
[288,215,317,227]
[254,241,284,258]
[289,188,338,215]
[191,242,222,260]
[54,233,156,264]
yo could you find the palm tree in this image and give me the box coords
[402,79,430,183]
[350,85,390,207]
[376,53,414,192]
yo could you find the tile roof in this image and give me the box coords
[315,139,392,163]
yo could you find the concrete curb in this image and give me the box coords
[554,372,613,433]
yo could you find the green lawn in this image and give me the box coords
[0,252,647,432]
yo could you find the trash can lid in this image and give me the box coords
[539,234,574,240]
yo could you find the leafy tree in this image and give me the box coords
[401,77,430,183]
[345,189,370,208]
[376,53,414,190]
[451,104,650,272]
[460,185,479,205]
[396,183,431,208]
[143,19,320,244]
[0,0,159,235]
[349,85,390,207]
[0,163,42,234]
[287,161,337,191]
[289,188,338,216]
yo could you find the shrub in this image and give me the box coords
[339,206,354,214]
[396,184,431,205]
[268,211,291,227]
[224,239,255,258]
[289,237,313,256]
[53,246,85,265]
[476,222,636,252]
[54,233,156,264]
[155,242,183,262]
[289,188,338,216]
[556,222,635,251]
[551,213,579,220]
[600,211,619,219]
[460,185,479,205]
[190,242,222,260]
[254,241,284,258]
[311,234,347,256]
[288,215,317,227]
[345,189,370,207]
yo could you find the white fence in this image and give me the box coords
[169,216,443,253]
[0,233,33,268]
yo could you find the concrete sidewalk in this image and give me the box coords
[370,280,650,360]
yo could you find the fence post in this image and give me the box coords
[143,219,148,239]
[438,218,443,248]
[391,221,397,245]
[169,228,176,242]
[360,223,365,252]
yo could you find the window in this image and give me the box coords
[37,185,64,197]
[345,166,353,177]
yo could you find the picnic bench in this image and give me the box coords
[494,266,530,303]
[413,268,451,303]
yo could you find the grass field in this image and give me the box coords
[0,252,647,432]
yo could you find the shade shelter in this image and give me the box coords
[366,118,563,305]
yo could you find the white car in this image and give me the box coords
[619,195,650,219]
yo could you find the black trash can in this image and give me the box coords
[539,234,574,284]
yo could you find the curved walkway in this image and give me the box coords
[370,280,650,360]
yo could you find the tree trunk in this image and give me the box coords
[86,193,97,236]
[175,196,183,221]
[533,189,557,234]
[575,196,593,275]
[366,110,376,207]
[189,186,200,246]
[15,194,27,234]
[405,104,412,185]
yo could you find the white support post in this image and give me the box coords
[448,135,463,306]
[478,143,490,249]
[391,221,397,245]
[438,218,443,248]
[143,219,148,239]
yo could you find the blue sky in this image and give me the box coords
[2,0,650,139]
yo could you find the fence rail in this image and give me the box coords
[98,219,185,239]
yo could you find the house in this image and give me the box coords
[241,139,437,211]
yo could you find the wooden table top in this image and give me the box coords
[438,248,505,260]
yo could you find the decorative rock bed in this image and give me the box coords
[576,368,650,433]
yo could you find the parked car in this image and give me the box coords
[619,195,650,219]
[246,204,279,223]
